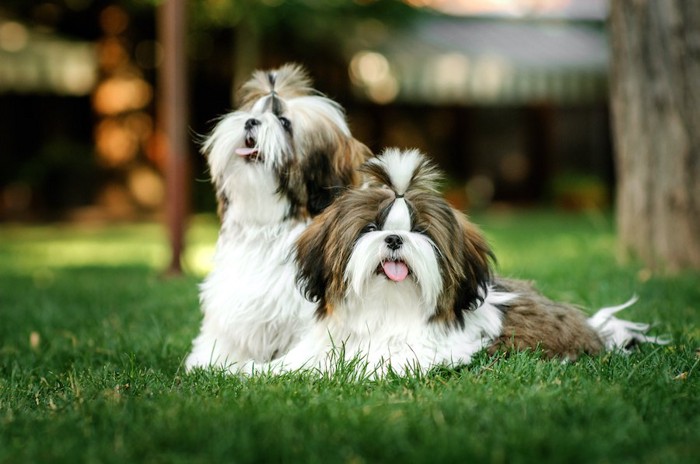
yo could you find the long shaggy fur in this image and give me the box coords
[238,148,666,377]
[489,278,605,359]
[185,64,371,371]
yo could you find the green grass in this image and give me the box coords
[1,211,698,463]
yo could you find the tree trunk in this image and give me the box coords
[609,0,700,271]
[159,0,190,276]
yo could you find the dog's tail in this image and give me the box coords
[587,296,670,351]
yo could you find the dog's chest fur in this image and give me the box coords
[271,281,511,376]
[192,220,314,364]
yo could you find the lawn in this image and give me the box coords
[1,211,698,463]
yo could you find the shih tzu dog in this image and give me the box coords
[241,148,664,377]
[185,64,371,371]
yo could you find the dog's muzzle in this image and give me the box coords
[236,118,261,161]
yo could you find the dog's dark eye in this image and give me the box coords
[362,223,378,234]
[278,116,292,132]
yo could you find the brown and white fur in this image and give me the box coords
[185,64,370,371]
[239,148,664,377]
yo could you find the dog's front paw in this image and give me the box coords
[228,360,258,377]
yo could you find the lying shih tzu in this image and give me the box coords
[239,148,664,377]
[185,64,371,371]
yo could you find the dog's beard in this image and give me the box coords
[343,230,443,316]
[206,111,292,173]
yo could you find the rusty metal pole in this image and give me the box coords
[158,0,189,276]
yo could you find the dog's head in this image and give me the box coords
[296,148,494,325]
[203,63,370,224]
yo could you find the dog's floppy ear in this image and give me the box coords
[295,207,336,315]
[453,212,494,315]
[303,137,372,216]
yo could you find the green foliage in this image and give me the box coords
[1,212,698,463]
[187,0,423,55]
[190,0,421,29]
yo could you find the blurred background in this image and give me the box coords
[0,0,612,223]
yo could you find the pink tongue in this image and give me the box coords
[382,261,409,282]
[235,147,258,157]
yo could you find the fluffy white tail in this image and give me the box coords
[587,297,670,351]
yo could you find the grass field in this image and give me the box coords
[1,211,698,463]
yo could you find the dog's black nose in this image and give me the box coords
[244,118,260,131]
[384,234,403,250]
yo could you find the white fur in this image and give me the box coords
[214,144,291,225]
[367,148,425,194]
[229,148,513,377]
[288,96,352,137]
[186,82,353,371]
[384,198,411,231]
[587,296,670,350]
[204,111,291,200]
[235,212,517,377]
[186,220,315,369]
[188,110,311,370]
[242,284,514,377]
[345,230,443,313]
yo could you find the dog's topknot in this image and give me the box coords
[238,63,316,108]
[360,148,443,197]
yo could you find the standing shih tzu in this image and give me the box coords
[185,64,371,371]
[243,148,664,377]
